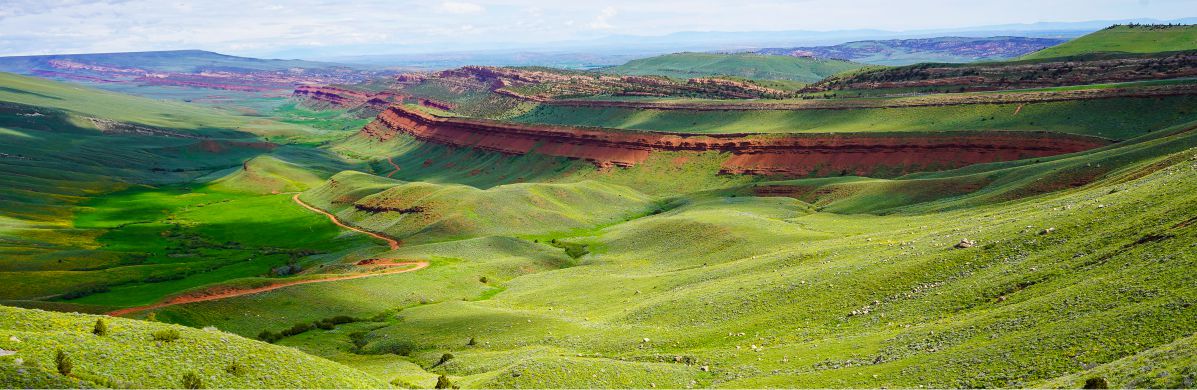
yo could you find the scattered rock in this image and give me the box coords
[642,338,651,343]
[700,365,710,372]
[1040,227,1056,235]
[954,239,976,249]
[0,349,14,356]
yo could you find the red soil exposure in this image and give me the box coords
[105,261,427,317]
[292,85,373,107]
[293,194,400,250]
[364,105,1112,177]
[385,157,401,178]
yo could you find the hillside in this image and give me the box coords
[754,36,1066,65]
[0,305,384,388]
[1023,24,1197,59]
[602,52,864,82]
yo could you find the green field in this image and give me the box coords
[602,52,865,83]
[1023,24,1197,59]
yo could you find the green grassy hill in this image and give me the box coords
[1023,24,1197,59]
[602,52,864,82]
[0,305,385,388]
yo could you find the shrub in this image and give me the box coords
[434,353,454,367]
[434,375,453,389]
[225,361,247,376]
[257,330,281,343]
[1084,377,1109,389]
[152,328,180,342]
[280,322,313,337]
[55,350,72,376]
[467,337,476,346]
[182,372,203,389]
[93,318,108,336]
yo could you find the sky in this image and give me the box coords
[0,0,1193,58]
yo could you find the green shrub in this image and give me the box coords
[55,350,72,376]
[152,328,180,342]
[434,375,452,389]
[280,322,313,337]
[1084,377,1109,389]
[226,361,247,376]
[93,318,108,336]
[182,372,203,389]
[433,352,454,367]
[257,330,281,343]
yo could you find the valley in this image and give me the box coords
[1,19,1196,389]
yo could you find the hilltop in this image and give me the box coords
[1023,24,1197,59]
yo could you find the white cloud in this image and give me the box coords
[589,6,617,29]
[437,1,484,14]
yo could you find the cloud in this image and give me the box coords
[437,1,484,14]
[589,6,616,29]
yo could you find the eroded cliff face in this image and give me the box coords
[362,105,1111,177]
[292,86,373,107]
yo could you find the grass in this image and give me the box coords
[510,95,1197,140]
[602,52,865,83]
[1023,24,1197,60]
[0,306,385,388]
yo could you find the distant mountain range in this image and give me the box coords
[747,37,1068,65]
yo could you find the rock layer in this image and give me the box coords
[363,105,1112,177]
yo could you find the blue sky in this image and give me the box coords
[0,0,1193,57]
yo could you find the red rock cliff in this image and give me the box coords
[362,106,1111,177]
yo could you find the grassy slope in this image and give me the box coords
[602,53,864,82]
[1023,25,1197,60]
[136,113,1197,388]
[0,73,372,308]
[0,306,384,388]
[511,95,1197,139]
[300,171,657,244]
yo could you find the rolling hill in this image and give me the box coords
[601,52,865,82]
[1023,24,1197,59]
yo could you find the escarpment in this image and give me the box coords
[361,105,1112,177]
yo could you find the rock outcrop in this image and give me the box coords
[361,105,1111,177]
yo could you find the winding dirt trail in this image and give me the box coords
[385,157,401,178]
[106,194,419,316]
[292,194,400,250]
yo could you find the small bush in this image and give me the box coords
[434,352,454,367]
[280,322,313,337]
[257,330,281,343]
[434,375,453,389]
[467,337,476,346]
[152,328,180,342]
[226,361,247,376]
[55,350,72,376]
[479,276,488,284]
[1084,377,1109,389]
[182,372,203,389]
[93,318,108,336]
